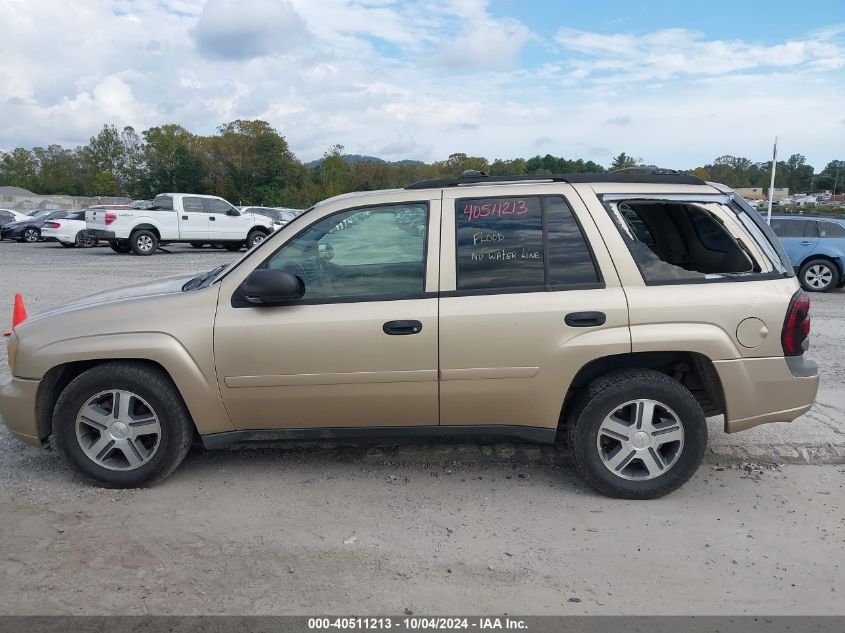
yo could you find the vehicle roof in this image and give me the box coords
[157,192,225,198]
[772,214,845,222]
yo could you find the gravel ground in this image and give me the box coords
[0,240,843,615]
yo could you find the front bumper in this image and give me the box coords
[91,230,117,240]
[714,355,819,433]
[0,227,23,240]
[0,375,44,447]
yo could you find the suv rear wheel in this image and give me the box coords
[567,369,707,499]
[799,258,839,292]
[53,362,194,488]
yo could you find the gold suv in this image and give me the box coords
[0,170,819,498]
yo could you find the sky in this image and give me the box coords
[0,0,843,169]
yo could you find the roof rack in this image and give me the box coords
[405,167,705,189]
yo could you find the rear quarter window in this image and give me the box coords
[604,198,777,284]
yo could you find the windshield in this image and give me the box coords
[30,210,54,220]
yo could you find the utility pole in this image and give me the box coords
[834,166,841,197]
[766,137,778,224]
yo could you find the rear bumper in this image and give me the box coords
[0,375,45,448]
[91,230,116,240]
[714,355,819,433]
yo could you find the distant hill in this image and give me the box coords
[306,154,424,168]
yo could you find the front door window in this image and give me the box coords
[266,204,429,300]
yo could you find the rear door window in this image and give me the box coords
[819,221,845,238]
[183,197,205,213]
[455,196,600,292]
[771,219,810,238]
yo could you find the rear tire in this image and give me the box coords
[799,258,839,292]
[224,242,243,251]
[53,362,195,488]
[190,242,205,248]
[76,231,98,248]
[567,369,707,499]
[109,241,131,254]
[130,229,158,256]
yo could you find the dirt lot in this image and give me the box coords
[0,240,843,615]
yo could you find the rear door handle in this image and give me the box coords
[565,311,606,327]
[182,215,188,220]
[799,241,813,245]
[210,216,216,221]
[383,320,423,335]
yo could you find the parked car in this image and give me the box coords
[0,209,32,226]
[0,209,71,242]
[41,206,131,248]
[769,215,845,292]
[239,206,301,228]
[0,170,818,498]
[86,193,276,255]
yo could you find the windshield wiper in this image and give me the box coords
[183,264,227,291]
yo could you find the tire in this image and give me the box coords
[567,369,707,499]
[53,362,195,488]
[224,242,243,251]
[109,241,131,253]
[22,227,40,243]
[76,231,98,248]
[798,258,839,292]
[190,242,206,248]
[130,229,158,256]
[60,241,75,248]
[247,230,266,248]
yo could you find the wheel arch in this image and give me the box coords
[131,224,161,239]
[30,337,235,441]
[559,351,725,435]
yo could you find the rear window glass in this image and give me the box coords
[605,200,768,284]
[183,197,205,212]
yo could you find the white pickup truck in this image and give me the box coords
[87,193,276,255]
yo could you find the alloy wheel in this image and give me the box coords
[23,228,39,242]
[804,264,833,290]
[136,235,154,252]
[596,399,685,480]
[75,389,162,471]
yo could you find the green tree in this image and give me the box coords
[0,148,40,191]
[609,152,640,170]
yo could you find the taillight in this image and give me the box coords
[104,213,117,225]
[44,222,61,229]
[782,289,810,356]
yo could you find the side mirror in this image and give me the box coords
[227,209,240,216]
[240,269,304,305]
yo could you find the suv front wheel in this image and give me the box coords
[567,369,707,499]
[53,362,195,488]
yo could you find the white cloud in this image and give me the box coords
[0,1,842,171]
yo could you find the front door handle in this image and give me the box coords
[565,311,606,327]
[799,240,813,245]
[182,215,188,220]
[383,320,423,335]
[210,216,216,221]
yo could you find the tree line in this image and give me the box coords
[0,121,842,207]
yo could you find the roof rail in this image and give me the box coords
[405,167,705,190]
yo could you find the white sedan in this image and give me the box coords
[0,209,32,225]
[41,210,98,248]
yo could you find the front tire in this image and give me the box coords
[799,258,839,292]
[247,230,266,248]
[53,362,195,488]
[130,229,158,256]
[22,227,40,243]
[567,369,707,499]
